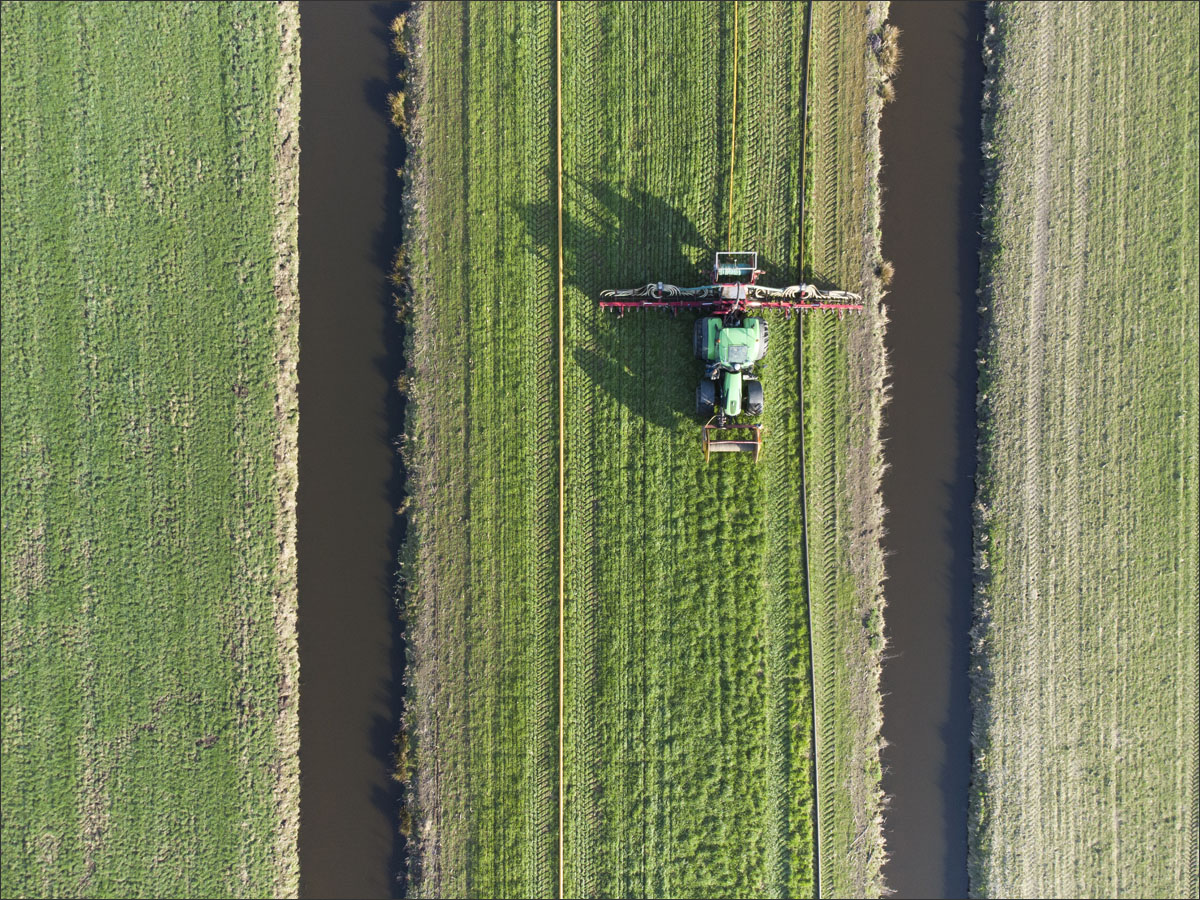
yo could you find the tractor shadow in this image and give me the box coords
[514,175,709,292]
[569,319,688,432]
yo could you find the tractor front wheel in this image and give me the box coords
[745,378,764,415]
[696,379,717,415]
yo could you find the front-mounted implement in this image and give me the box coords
[599,251,863,461]
[702,419,763,463]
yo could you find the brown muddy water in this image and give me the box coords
[297,2,405,897]
[879,2,983,897]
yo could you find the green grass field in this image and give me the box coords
[559,3,814,895]
[407,2,889,896]
[804,4,891,894]
[0,3,300,896]
[970,2,1199,896]
[405,3,558,895]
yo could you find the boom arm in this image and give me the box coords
[599,280,864,314]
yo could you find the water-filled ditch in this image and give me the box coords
[878,2,983,896]
[297,2,404,896]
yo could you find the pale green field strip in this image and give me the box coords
[804,3,891,896]
[406,2,559,896]
[560,2,819,896]
[0,2,300,897]
[971,2,1199,897]
[407,2,889,897]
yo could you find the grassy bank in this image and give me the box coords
[0,2,300,895]
[406,2,887,896]
[804,3,891,895]
[405,3,559,895]
[970,2,1199,896]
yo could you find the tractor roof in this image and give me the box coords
[717,324,759,365]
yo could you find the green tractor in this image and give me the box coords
[599,251,863,461]
[693,314,767,423]
[693,313,768,461]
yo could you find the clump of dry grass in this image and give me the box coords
[391,13,408,59]
[876,259,894,285]
[390,246,409,287]
[388,15,412,132]
[388,90,407,131]
[877,23,902,78]
[878,79,895,103]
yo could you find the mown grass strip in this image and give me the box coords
[804,3,891,896]
[0,3,300,895]
[406,3,558,895]
[559,3,831,895]
[970,3,1199,895]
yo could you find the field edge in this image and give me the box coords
[270,2,302,897]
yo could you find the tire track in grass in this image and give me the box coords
[1059,9,1090,888]
[553,6,565,896]
[519,4,558,892]
[1019,19,1052,892]
[561,5,603,894]
[806,6,843,881]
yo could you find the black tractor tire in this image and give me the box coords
[694,318,708,358]
[696,379,717,416]
[745,378,764,416]
[759,318,769,354]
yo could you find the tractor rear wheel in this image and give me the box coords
[745,378,764,415]
[693,319,707,358]
[760,318,769,353]
[696,379,716,415]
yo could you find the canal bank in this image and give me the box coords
[297,2,404,897]
[878,2,983,897]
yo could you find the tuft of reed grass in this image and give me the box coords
[877,24,902,79]
[388,90,407,131]
[391,13,409,59]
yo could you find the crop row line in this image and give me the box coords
[561,4,603,896]
[794,6,824,897]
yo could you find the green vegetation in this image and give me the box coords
[971,3,1199,896]
[0,2,300,896]
[560,3,815,895]
[406,1,888,896]
[804,4,891,895]
[406,3,558,896]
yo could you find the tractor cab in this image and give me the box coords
[694,316,768,373]
[694,311,768,437]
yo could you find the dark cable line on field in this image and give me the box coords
[640,244,648,900]
[554,3,565,896]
